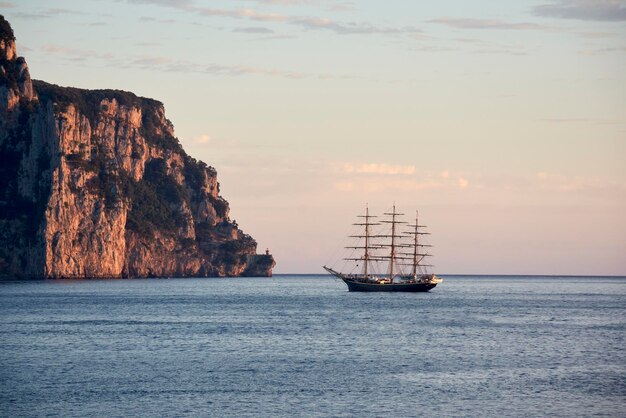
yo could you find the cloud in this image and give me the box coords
[126,0,194,6]
[138,16,177,24]
[337,179,443,193]
[131,56,172,66]
[472,48,528,56]
[430,17,550,30]
[0,1,15,8]
[84,22,107,26]
[241,0,356,12]
[45,8,86,15]
[251,0,310,3]
[12,8,86,19]
[533,171,626,195]
[183,6,289,22]
[579,31,620,38]
[326,2,356,12]
[533,0,626,22]
[119,0,420,36]
[193,134,211,144]
[41,43,355,80]
[410,45,459,53]
[447,37,530,56]
[233,26,275,34]
[578,46,626,55]
[291,16,421,34]
[254,34,298,41]
[541,117,621,124]
[42,44,114,60]
[341,163,416,175]
[333,165,478,193]
[11,12,53,19]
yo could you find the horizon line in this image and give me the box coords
[274,273,626,278]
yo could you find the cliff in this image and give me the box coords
[0,16,274,278]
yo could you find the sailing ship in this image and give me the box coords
[324,205,442,292]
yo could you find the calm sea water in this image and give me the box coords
[0,275,624,417]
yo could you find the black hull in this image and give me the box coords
[342,279,437,292]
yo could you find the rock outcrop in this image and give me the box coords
[0,16,274,278]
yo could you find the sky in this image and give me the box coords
[2,0,625,275]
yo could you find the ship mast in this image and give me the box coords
[403,210,432,278]
[345,204,379,277]
[376,204,406,279]
[411,210,420,277]
[389,206,397,278]
[363,205,371,276]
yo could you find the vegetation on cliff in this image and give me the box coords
[125,159,188,236]
[0,15,14,41]
[0,15,274,278]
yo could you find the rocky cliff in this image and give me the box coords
[0,16,274,278]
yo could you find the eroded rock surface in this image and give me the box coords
[0,15,274,278]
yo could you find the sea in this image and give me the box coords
[0,275,624,417]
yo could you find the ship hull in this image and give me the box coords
[342,279,437,292]
[322,267,441,292]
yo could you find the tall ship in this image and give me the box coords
[324,205,442,292]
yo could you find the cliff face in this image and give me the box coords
[0,16,274,278]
